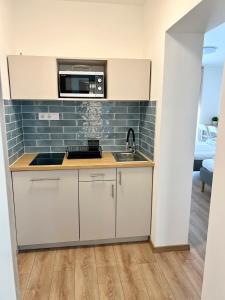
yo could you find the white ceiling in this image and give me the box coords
[203,22,225,66]
[64,0,145,5]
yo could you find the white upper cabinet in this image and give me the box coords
[107,59,151,101]
[7,56,151,100]
[116,167,152,238]
[8,55,58,100]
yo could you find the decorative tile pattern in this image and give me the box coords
[4,100,24,164]
[21,101,140,153]
[4,100,156,163]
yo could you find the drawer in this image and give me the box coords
[79,168,116,182]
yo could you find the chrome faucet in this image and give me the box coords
[126,128,136,153]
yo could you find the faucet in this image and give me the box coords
[126,128,136,153]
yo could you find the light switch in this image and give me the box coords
[38,113,59,120]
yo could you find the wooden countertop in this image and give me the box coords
[10,152,154,172]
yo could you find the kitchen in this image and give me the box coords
[1,0,224,299]
[5,54,155,247]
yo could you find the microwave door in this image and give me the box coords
[59,74,97,98]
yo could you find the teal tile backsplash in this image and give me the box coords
[4,100,156,163]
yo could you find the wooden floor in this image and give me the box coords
[17,172,211,300]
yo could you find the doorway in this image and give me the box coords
[190,21,225,262]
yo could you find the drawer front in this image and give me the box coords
[79,168,116,182]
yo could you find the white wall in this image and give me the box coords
[0,1,19,298]
[0,0,13,99]
[143,0,204,247]
[11,0,144,59]
[199,65,223,124]
[0,100,19,300]
[150,32,203,246]
[143,0,202,101]
[201,67,225,300]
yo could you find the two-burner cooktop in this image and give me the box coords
[29,153,65,166]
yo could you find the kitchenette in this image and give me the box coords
[4,55,156,251]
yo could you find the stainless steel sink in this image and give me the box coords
[112,151,148,162]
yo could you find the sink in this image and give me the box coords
[112,152,148,162]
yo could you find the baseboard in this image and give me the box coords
[150,240,190,253]
[18,236,149,251]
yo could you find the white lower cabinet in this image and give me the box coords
[12,170,79,246]
[116,167,152,238]
[79,169,116,241]
[12,166,152,247]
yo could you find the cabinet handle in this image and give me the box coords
[119,171,122,185]
[30,178,60,182]
[112,184,115,198]
[90,173,105,177]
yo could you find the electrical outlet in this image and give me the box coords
[38,113,60,120]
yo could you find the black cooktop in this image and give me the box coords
[29,153,65,166]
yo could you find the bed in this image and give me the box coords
[200,159,214,192]
[194,138,216,171]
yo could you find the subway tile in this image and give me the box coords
[23,120,49,127]
[22,105,48,113]
[11,128,23,139]
[24,140,37,146]
[127,120,139,126]
[8,138,17,149]
[114,139,126,145]
[103,120,126,126]
[63,127,78,133]
[6,132,11,141]
[4,105,21,114]
[9,154,19,165]
[23,127,37,133]
[50,120,76,127]
[25,146,51,153]
[63,100,81,106]
[49,106,75,113]
[62,113,81,119]
[4,99,156,160]
[102,114,114,120]
[37,127,63,134]
[77,119,102,126]
[37,140,63,147]
[64,140,85,146]
[103,132,126,139]
[51,133,77,140]
[102,145,126,151]
[13,142,24,154]
[115,113,140,120]
[24,133,49,140]
[29,100,61,106]
[51,146,67,152]
[115,101,140,106]
[5,115,10,123]
[6,123,16,132]
[102,106,127,114]
[128,106,140,113]
[10,113,22,122]
[22,113,37,120]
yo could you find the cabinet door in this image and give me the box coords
[79,181,116,241]
[107,59,151,100]
[12,170,79,246]
[8,55,58,99]
[117,167,152,238]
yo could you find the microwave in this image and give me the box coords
[58,71,105,98]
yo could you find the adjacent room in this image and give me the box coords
[190,22,225,259]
